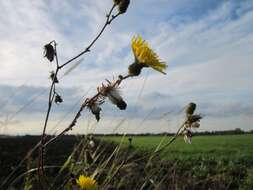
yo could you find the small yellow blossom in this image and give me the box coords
[131,35,167,74]
[76,175,98,190]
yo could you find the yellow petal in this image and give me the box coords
[131,35,167,74]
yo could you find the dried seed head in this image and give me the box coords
[107,87,127,110]
[89,102,102,122]
[55,94,63,104]
[98,81,127,110]
[185,102,196,115]
[44,43,55,62]
[118,0,130,14]
[50,71,59,83]
[128,62,144,76]
[116,99,127,110]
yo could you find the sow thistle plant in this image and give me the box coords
[31,0,133,183]
[0,0,210,190]
[38,34,168,188]
[35,0,194,186]
[2,0,208,189]
[77,35,168,124]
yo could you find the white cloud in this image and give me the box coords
[1,0,253,134]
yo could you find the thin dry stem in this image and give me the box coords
[38,3,122,181]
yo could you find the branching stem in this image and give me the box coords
[38,3,122,180]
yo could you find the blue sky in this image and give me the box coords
[0,0,253,135]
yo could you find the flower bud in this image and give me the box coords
[185,102,196,115]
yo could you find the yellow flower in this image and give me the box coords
[131,35,167,74]
[76,175,98,190]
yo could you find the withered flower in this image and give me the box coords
[55,94,63,104]
[118,0,130,14]
[88,101,102,122]
[44,43,55,62]
[108,88,127,110]
[50,71,59,83]
[98,81,127,110]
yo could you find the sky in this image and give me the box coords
[0,0,253,135]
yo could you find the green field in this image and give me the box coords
[99,134,253,189]
[101,134,253,160]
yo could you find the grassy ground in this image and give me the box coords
[1,135,253,189]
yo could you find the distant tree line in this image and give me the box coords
[0,128,252,138]
[93,128,253,137]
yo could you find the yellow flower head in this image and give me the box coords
[131,35,167,74]
[76,175,98,190]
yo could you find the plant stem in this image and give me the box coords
[39,3,122,178]
[44,74,132,147]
